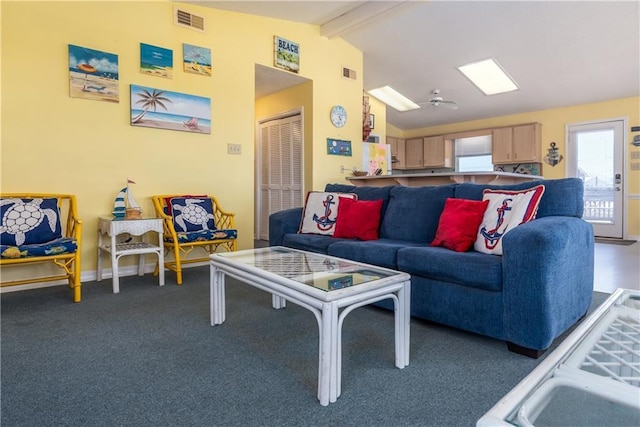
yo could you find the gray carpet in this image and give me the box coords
[1,268,608,427]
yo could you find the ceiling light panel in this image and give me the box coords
[458,58,519,95]
[368,86,420,112]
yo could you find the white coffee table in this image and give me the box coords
[209,246,411,406]
[478,288,640,426]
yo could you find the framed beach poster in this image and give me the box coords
[140,43,173,79]
[68,44,119,103]
[183,43,212,76]
[130,84,211,134]
[274,36,300,73]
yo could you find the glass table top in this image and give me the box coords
[503,289,640,426]
[516,383,640,426]
[214,246,399,292]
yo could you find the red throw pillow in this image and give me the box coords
[431,198,490,252]
[333,197,383,241]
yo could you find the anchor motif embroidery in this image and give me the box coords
[312,195,337,231]
[480,198,512,249]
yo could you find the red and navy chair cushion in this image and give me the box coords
[1,237,78,259]
[165,228,238,244]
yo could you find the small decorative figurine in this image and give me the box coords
[543,142,563,167]
[113,179,142,219]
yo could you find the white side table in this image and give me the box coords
[97,217,165,293]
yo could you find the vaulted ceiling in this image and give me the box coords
[187,1,640,130]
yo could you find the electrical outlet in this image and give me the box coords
[631,151,640,159]
[631,162,640,170]
[227,143,241,155]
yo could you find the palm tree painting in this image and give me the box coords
[130,84,211,134]
[131,88,171,123]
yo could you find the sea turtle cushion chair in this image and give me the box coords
[0,194,82,302]
[152,195,237,285]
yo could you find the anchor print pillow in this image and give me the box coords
[298,192,357,236]
[170,197,216,233]
[474,185,545,255]
[0,198,62,246]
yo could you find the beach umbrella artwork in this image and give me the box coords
[77,63,97,91]
[69,44,119,102]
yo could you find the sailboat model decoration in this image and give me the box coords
[113,179,142,219]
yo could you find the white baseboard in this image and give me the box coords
[0,262,206,294]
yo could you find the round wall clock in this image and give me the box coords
[330,105,347,128]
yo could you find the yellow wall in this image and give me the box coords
[367,97,387,142]
[1,1,363,279]
[399,96,640,237]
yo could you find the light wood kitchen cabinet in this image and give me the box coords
[388,137,398,158]
[387,122,542,171]
[492,123,541,164]
[492,127,513,163]
[391,135,454,169]
[513,124,541,162]
[405,138,424,169]
[387,137,406,169]
[423,135,453,168]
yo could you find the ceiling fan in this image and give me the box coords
[418,89,458,110]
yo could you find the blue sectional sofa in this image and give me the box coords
[269,178,594,358]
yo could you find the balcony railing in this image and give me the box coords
[583,187,614,221]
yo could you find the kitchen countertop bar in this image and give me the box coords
[346,171,543,187]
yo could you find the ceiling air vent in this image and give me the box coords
[175,7,205,32]
[342,67,357,80]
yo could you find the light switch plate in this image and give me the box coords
[227,143,241,155]
[631,151,640,159]
[631,162,640,170]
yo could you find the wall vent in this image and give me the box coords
[342,67,357,80]
[174,7,205,32]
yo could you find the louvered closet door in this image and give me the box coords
[258,114,303,240]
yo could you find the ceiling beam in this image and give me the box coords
[320,1,410,38]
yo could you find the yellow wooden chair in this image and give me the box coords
[151,195,237,285]
[0,193,83,302]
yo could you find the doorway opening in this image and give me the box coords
[253,64,310,242]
